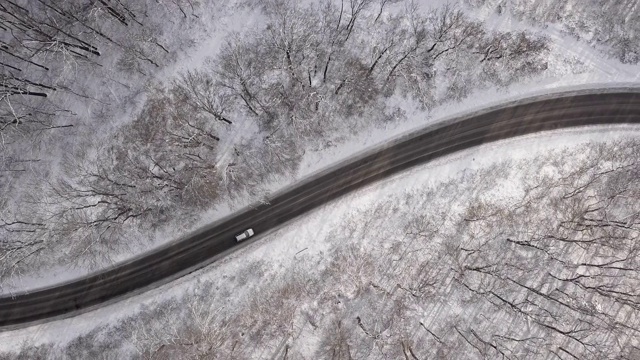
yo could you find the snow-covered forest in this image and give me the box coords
[0,0,208,283]
[1,0,640,358]
[466,0,640,64]
[0,0,553,288]
[3,134,640,359]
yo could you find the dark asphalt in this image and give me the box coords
[1,90,640,329]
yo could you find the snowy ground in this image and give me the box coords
[1,125,639,358]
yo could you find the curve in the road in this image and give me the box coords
[2,90,640,329]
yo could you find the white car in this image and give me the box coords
[235,228,255,242]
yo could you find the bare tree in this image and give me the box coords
[38,85,222,265]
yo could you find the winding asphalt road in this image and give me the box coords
[2,90,640,329]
